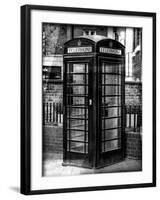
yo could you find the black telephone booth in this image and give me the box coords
[63,35,125,169]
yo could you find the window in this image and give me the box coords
[133,28,142,48]
[83,30,96,36]
[113,27,119,41]
[43,66,62,82]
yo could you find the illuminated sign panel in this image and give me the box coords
[99,47,122,55]
[67,47,92,53]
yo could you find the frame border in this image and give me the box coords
[20,4,156,195]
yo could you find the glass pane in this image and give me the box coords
[43,66,61,81]
[101,107,121,118]
[102,63,121,74]
[102,139,121,152]
[102,97,121,107]
[67,86,85,95]
[67,74,88,84]
[67,107,88,118]
[102,118,120,129]
[102,86,121,96]
[73,64,85,73]
[102,128,120,141]
[68,119,88,130]
[102,74,121,85]
[67,96,86,106]
[67,130,88,142]
[68,141,88,153]
[67,63,88,73]
[71,86,88,95]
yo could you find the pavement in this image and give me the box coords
[43,153,142,177]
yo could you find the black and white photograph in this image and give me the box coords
[42,23,142,176]
[20,5,156,194]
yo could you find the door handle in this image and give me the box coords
[89,99,92,106]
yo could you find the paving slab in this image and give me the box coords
[43,153,142,177]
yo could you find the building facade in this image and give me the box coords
[42,24,142,107]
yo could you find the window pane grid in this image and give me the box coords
[66,63,88,154]
[84,64,87,153]
[101,63,122,152]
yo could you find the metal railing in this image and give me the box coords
[43,102,63,126]
[125,105,142,132]
[43,102,142,132]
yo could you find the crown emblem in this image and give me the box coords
[78,40,81,46]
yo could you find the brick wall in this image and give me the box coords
[125,82,142,160]
[125,132,142,159]
[43,126,63,153]
[43,127,142,160]
[43,84,63,103]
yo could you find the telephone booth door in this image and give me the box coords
[63,59,94,168]
[97,60,125,167]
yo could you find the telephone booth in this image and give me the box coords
[63,35,125,168]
